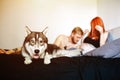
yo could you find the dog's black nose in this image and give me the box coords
[34,49,39,53]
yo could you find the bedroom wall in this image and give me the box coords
[0,0,97,48]
[97,0,120,30]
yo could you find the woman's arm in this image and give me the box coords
[95,25,109,46]
[100,31,109,46]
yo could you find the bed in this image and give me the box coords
[0,27,120,80]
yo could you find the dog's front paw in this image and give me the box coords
[44,52,52,64]
[44,58,51,64]
[24,59,32,64]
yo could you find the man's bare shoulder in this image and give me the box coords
[57,34,68,39]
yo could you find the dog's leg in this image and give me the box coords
[22,53,32,64]
[44,52,52,64]
[24,57,32,64]
[22,48,32,64]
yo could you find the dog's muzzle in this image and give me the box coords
[34,49,40,53]
[32,49,40,59]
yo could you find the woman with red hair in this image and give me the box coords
[84,16,109,48]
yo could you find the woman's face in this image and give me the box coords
[95,25,103,33]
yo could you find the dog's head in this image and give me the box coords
[23,26,48,59]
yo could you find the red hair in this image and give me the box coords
[89,16,105,40]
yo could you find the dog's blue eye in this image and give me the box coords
[40,41,43,43]
[39,40,44,46]
[30,40,35,45]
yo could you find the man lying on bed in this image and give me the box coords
[54,26,84,50]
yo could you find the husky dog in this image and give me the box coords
[22,26,48,64]
[22,26,82,65]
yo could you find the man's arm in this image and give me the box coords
[54,35,63,49]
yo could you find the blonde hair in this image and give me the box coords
[72,27,83,35]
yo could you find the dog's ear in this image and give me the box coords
[42,27,48,35]
[25,26,32,35]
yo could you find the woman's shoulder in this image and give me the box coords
[85,36,92,40]
[84,36,92,42]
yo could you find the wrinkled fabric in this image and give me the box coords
[0,54,120,80]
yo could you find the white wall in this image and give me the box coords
[0,0,97,48]
[97,0,120,30]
